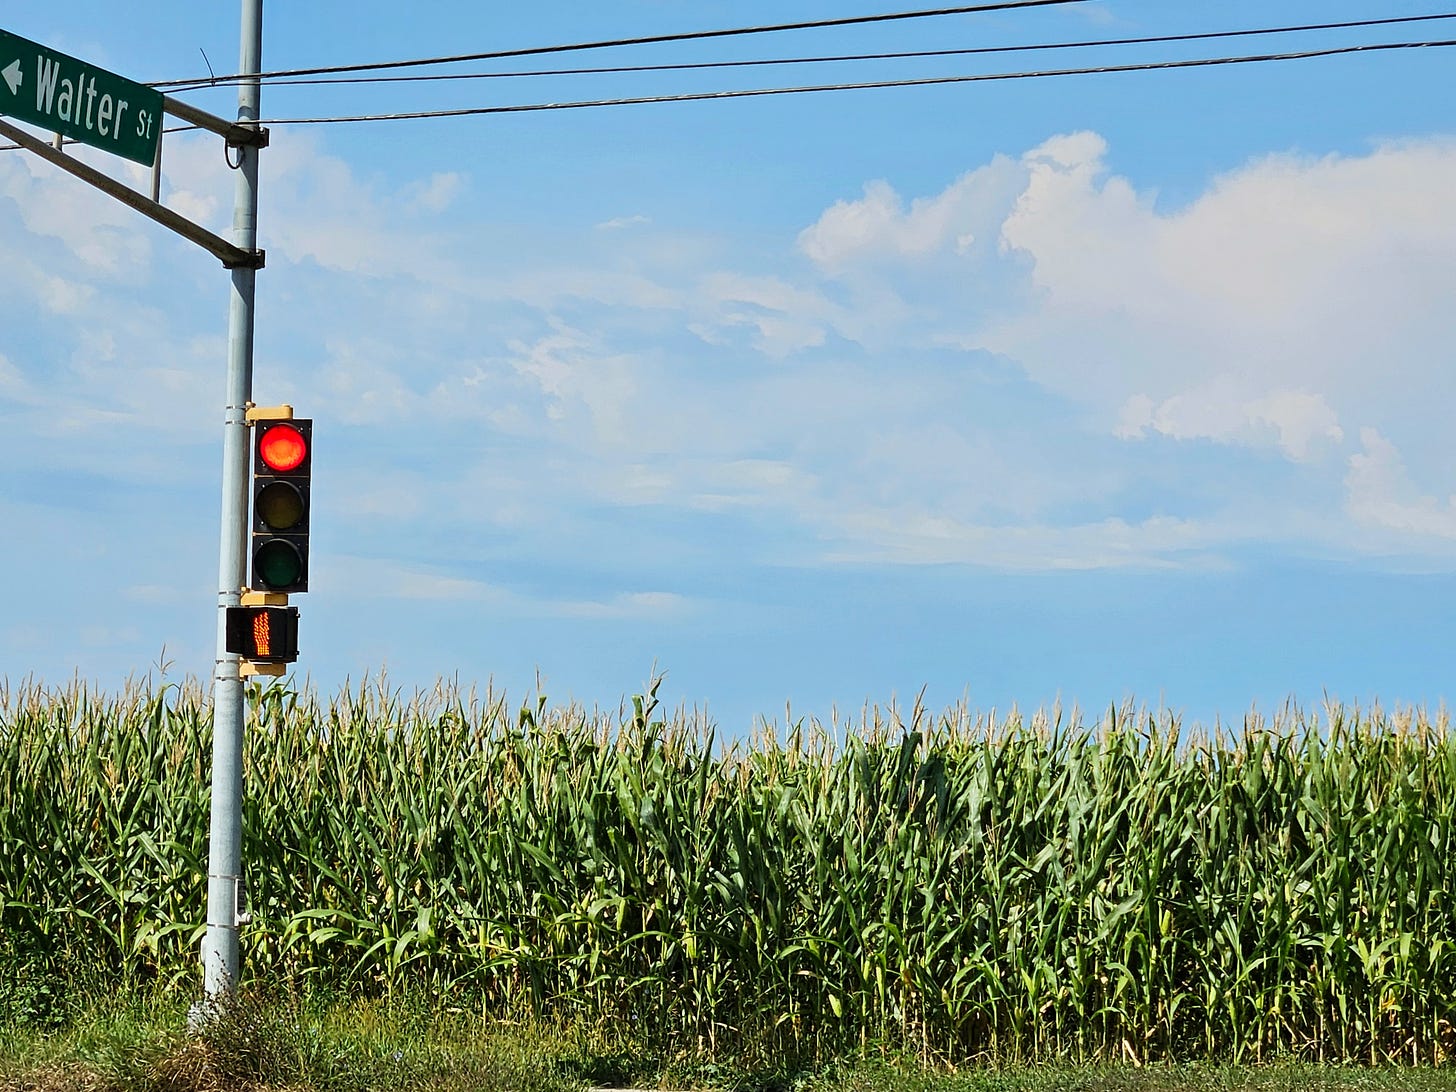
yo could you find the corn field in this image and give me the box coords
[3,675,1455,1064]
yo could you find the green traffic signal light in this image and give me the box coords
[251,419,311,593]
[254,539,304,589]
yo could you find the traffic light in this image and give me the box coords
[225,604,299,665]
[251,418,311,593]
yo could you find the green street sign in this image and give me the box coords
[0,28,162,167]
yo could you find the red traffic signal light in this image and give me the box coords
[258,424,308,472]
[251,419,311,593]
[225,605,299,664]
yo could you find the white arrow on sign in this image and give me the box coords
[1,59,20,95]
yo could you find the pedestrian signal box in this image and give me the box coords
[225,605,299,664]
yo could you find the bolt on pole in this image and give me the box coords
[199,0,264,1008]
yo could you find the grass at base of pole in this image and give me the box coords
[0,983,585,1092]
[8,986,1456,1092]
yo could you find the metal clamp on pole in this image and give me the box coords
[163,95,270,149]
[234,877,252,927]
[224,248,266,271]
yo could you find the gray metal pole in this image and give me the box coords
[200,0,263,1005]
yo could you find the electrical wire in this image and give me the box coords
[149,0,1088,89]
[243,38,1456,128]
[0,124,198,154]
[4,34,1451,152]
[158,11,1456,94]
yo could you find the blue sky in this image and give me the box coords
[3,0,1455,733]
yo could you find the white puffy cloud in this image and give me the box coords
[1116,384,1344,461]
[798,156,1025,272]
[986,132,1456,447]
[778,131,1456,566]
[800,132,1456,472]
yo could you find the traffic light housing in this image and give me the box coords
[225,605,300,665]
[251,418,311,593]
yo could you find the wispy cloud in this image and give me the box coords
[597,214,650,231]
[1346,428,1456,544]
[331,558,692,621]
[7,125,1456,583]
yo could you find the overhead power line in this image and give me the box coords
[5,33,1451,153]
[159,12,1456,93]
[150,0,1088,89]
[241,38,1456,128]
